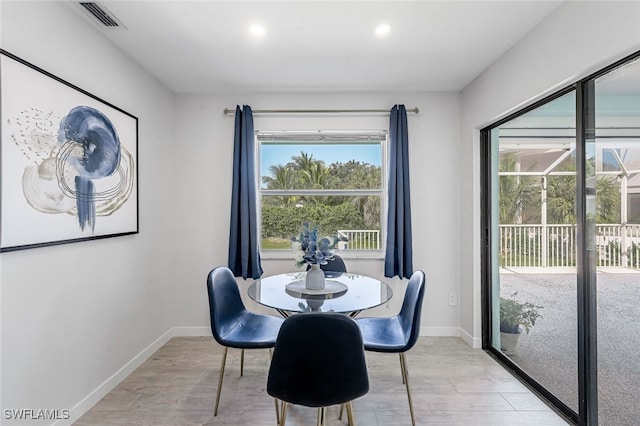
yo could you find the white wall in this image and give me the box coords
[460,1,640,345]
[171,91,463,335]
[0,2,175,424]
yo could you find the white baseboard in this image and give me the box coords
[54,328,176,426]
[55,326,212,426]
[460,327,482,348]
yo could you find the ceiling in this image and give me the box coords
[69,1,564,94]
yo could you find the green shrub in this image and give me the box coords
[261,203,366,240]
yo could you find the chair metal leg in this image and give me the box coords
[268,348,280,424]
[316,406,326,426]
[400,352,416,426]
[399,352,407,384]
[274,398,280,424]
[346,401,355,426]
[240,348,245,376]
[279,401,288,426]
[214,347,228,416]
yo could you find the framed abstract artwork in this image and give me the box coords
[1,50,138,252]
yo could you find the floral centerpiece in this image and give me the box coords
[291,222,343,290]
[291,222,341,267]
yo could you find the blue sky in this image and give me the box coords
[260,144,382,178]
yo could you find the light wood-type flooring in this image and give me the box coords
[74,336,570,425]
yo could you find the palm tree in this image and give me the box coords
[287,152,330,205]
[596,176,621,223]
[547,174,577,224]
[290,152,318,175]
[262,164,298,207]
[262,164,295,189]
[499,153,540,224]
[301,162,329,189]
[546,157,620,224]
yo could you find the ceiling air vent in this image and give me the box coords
[77,2,125,28]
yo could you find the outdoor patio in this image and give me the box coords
[500,267,640,426]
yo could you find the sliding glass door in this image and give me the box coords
[482,52,640,425]
[485,90,579,417]
[593,57,640,426]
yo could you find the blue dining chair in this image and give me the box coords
[306,255,347,277]
[267,312,369,426]
[206,266,284,417]
[355,270,426,426]
[323,254,347,273]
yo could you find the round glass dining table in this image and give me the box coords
[248,271,393,317]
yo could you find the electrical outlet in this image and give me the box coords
[448,292,458,306]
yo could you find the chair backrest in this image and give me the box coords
[306,255,347,273]
[267,313,369,407]
[206,266,248,345]
[398,270,426,352]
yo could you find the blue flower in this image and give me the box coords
[291,222,344,267]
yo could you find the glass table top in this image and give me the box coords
[248,271,393,315]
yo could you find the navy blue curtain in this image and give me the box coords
[228,105,263,279]
[384,105,413,279]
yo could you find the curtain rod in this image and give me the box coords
[223,107,419,115]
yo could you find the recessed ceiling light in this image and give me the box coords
[249,24,266,38]
[375,23,391,37]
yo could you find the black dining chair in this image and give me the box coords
[355,270,426,426]
[206,266,284,417]
[307,255,347,273]
[267,312,369,426]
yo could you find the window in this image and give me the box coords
[258,131,386,251]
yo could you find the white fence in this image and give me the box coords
[337,229,381,250]
[500,224,640,269]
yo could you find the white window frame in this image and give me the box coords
[256,130,388,259]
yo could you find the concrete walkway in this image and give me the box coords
[499,268,640,426]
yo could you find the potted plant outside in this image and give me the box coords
[499,293,543,355]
